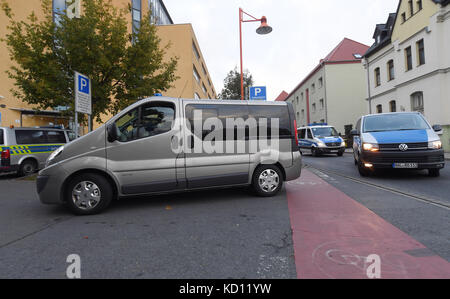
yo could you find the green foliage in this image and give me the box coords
[1,0,178,123]
[218,67,253,100]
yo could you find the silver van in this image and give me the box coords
[0,127,69,176]
[37,97,302,215]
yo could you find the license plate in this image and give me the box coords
[393,163,418,169]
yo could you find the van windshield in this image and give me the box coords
[363,114,430,133]
[311,127,339,137]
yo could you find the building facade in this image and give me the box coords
[364,0,450,152]
[285,38,369,136]
[0,0,216,133]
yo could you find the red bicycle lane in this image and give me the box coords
[286,169,450,279]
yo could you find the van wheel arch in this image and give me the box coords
[61,169,118,203]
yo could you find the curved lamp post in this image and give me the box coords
[239,8,273,100]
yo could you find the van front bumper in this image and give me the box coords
[36,172,66,205]
[360,149,445,169]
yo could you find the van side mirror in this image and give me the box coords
[107,123,118,142]
[350,129,359,136]
[432,125,442,133]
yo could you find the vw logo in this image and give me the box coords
[399,144,408,151]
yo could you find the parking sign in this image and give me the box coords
[75,72,92,115]
[249,86,267,100]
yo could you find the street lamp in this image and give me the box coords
[239,8,273,100]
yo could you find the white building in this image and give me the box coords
[364,0,450,152]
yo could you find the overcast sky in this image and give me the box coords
[163,0,399,101]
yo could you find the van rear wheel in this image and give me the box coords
[19,159,37,177]
[252,165,283,197]
[65,173,113,215]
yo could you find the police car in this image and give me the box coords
[351,112,445,177]
[0,126,69,176]
[298,124,346,157]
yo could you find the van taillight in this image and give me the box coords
[1,149,10,160]
[294,120,299,145]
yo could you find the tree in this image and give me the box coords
[0,0,178,124]
[218,67,253,100]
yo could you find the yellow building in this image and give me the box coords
[0,0,216,132]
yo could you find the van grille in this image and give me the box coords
[378,142,428,151]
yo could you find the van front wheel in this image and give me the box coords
[65,173,113,215]
[252,165,283,197]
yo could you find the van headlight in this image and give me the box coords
[428,140,442,150]
[47,146,64,165]
[341,141,346,147]
[316,141,326,148]
[363,143,379,152]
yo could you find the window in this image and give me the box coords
[401,13,406,23]
[0,129,4,145]
[132,0,142,35]
[416,39,425,66]
[193,66,200,83]
[194,92,201,100]
[46,131,66,143]
[312,103,316,113]
[307,129,313,139]
[408,0,414,16]
[319,99,324,110]
[405,47,413,71]
[374,68,381,87]
[299,129,306,139]
[193,42,201,60]
[114,102,175,143]
[201,64,207,76]
[376,105,383,114]
[411,92,424,113]
[301,93,304,102]
[318,77,323,88]
[301,109,305,119]
[389,100,397,112]
[387,60,395,81]
[248,105,292,138]
[311,84,316,94]
[202,83,207,95]
[149,0,172,25]
[417,0,423,11]
[53,0,66,25]
[15,130,47,145]
[139,103,175,138]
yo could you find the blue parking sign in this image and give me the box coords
[78,74,90,94]
[250,86,267,100]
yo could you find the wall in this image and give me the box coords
[325,63,369,135]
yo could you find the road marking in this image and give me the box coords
[306,166,450,211]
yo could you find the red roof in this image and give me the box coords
[274,91,288,102]
[284,38,370,101]
[323,38,369,62]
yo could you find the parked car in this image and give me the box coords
[0,126,69,176]
[351,112,445,177]
[298,124,346,157]
[37,96,302,215]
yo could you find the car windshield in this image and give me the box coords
[311,127,339,137]
[363,114,430,133]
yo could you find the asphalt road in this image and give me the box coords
[302,152,450,261]
[0,175,296,279]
